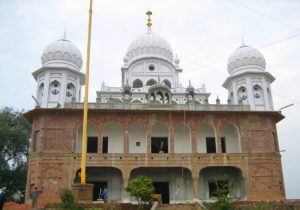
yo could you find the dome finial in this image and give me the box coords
[241,34,245,46]
[146,9,152,30]
[63,25,67,40]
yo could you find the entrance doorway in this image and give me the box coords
[151,137,168,153]
[153,182,169,203]
[89,181,107,201]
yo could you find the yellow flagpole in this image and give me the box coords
[81,0,93,184]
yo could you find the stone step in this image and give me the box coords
[156,204,198,210]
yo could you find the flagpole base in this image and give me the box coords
[72,183,94,204]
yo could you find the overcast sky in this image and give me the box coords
[0,0,299,199]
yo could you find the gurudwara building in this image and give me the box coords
[25,12,285,206]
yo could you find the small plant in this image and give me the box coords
[125,176,154,209]
[204,181,233,210]
[60,188,74,208]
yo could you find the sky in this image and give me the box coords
[0,0,299,199]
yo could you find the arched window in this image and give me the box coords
[237,86,248,104]
[174,123,191,153]
[129,122,147,153]
[253,84,264,105]
[132,79,143,88]
[220,123,240,153]
[37,83,44,105]
[102,121,124,153]
[151,122,169,153]
[196,124,216,153]
[65,83,76,102]
[48,80,61,102]
[162,79,171,88]
[77,122,98,153]
[146,79,157,86]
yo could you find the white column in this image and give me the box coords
[43,72,50,108]
[232,80,238,104]
[246,77,254,110]
[60,72,67,107]
[262,77,270,111]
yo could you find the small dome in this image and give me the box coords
[227,44,266,75]
[126,31,174,65]
[41,37,83,71]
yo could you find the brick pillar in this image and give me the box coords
[191,129,197,153]
[192,170,200,199]
[215,125,221,153]
[147,122,152,154]
[122,169,131,202]
[170,127,174,153]
[97,127,103,153]
[124,127,129,153]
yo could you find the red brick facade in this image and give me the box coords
[25,108,285,207]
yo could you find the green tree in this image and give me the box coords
[0,107,31,201]
[125,176,154,206]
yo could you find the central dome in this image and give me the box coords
[125,31,174,65]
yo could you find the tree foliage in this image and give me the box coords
[0,107,31,199]
[125,176,154,205]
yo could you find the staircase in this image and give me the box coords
[156,204,200,210]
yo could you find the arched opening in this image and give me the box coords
[237,86,248,104]
[165,93,170,104]
[37,83,44,105]
[130,167,193,203]
[74,167,123,201]
[77,122,98,153]
[129,122,147,153]
[149,92,155,102]
[132,79,143,88]
[146,79,157,86]
[103,121,124,153]
[48,80,61,102]
[196,124,216,153]
[174,123,191,153]
[151,122,169,153]
[156,91,163,103]
[65,83,76,102]
[253,85,264,106]
[163,79,171,88]
[220,123,240,153]
[199,167,246,200]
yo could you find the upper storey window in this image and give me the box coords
[133,79,143,88]
[49,80,61,102]
[65,83,76,102]
[146,79,157,86]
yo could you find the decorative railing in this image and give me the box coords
[64,102,250,111]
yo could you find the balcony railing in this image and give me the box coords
[64,102,250,111]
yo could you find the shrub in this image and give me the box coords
[125,176,154,206]
[60,189,74,208]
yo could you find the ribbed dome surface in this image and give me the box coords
[126,31,174,64]
[227,44,266,75]
[41,38,83,71]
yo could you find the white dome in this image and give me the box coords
[126,31,174,65]
[227,44,266,75]
[41,38,83,71]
